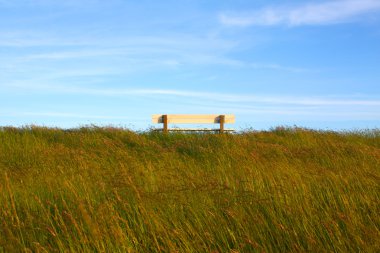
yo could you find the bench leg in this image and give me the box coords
[219,115,225,134]
[163,114,168,133]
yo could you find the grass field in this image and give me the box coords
[0,126,379,252]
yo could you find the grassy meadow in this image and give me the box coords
[0,126,379,252]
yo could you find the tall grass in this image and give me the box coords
[0,126,379,252]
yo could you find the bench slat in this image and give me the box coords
[152,114,235,124]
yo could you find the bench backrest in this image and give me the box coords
[152,114,235,124]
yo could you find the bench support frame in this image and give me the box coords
[153,114,234,134]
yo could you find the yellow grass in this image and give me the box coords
[0,126,379,252]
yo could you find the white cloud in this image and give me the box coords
[0,0,106,7]
[5,82,380,107]
[250,63,312,73]
[220,0,380,27]
[0,31,310,73]
[3,84,379,123]
[20,112,132,120]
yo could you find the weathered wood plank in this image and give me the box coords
[152,114,235,124]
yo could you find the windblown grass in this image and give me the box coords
[0,126,379,252]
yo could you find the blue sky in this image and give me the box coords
[1,0,380,130]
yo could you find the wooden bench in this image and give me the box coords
[152,114,235,133]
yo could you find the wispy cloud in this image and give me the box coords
[3,84,379,123]
[220,0,380,27]
[20,112,133,120]
[6,83,380,107]
[250,63,312,73]
[0,31,310,74]
[0,0,106,7]
[10,108,380,120]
